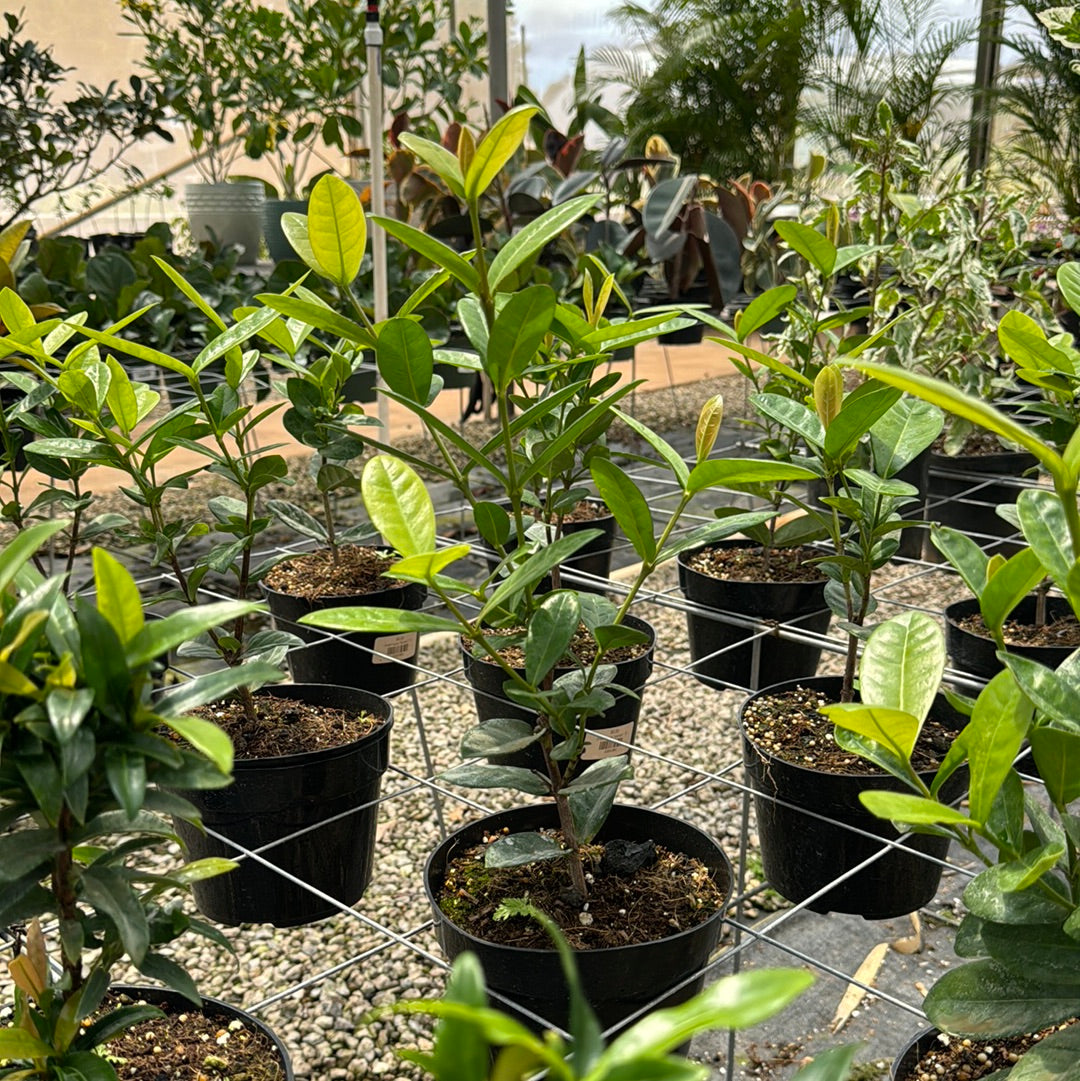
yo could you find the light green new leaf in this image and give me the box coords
[980,546,1046,640]
[0,1028,54,1059]
[858,610,945,724]
[391,545,471,582]
[0,519,66,595]
[307,174,366,287]
[161,716,234,774]
[824,703,922,761]
[92,548,145,645]
[1059,263,1080,316]
[104,356,139,435]
[398,132,466,200]
[362,455,435,558]
[371,215,480,293]
[281,211,315,265]
[859,790,973,826]
[686,458,816,496]
[301,607,463,635]
[735,285,797,340]
[257,293,377,349]
[125,601,263,667]
[376,316,434,404]
[999,309,1073,373]
[466,106,537,201]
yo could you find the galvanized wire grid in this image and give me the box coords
[9,416,1052,1079]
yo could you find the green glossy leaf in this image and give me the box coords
[126,600,263,667]
[391,546,471,581]
[964,856,1068,923]
[460,718,539,757]
[869,397,943,478]
[924,959,1080,1036]
[257,293,377,349]
[370,216,480,293]
[80,864,150,964]
[0,1028,55,1059]
[981,920,1080,986]
[775,220,837,277]
[136,952,201,1005]
[526,591,581,685]
[466,107,537,201]
[751,392,825,449]
[611,408,691,488]
[0,519,66,595]
[1002,653,1080,724]
[967,670,1033,824]
[489,194,599,292]
[859,790,973,826]
[1059,263,1080,315]
[846,361,1063,481]
[192,308,280,374]
[376,316,434,404]
[1030,724,1080,807]
[475,501,511,548]
[591,458,655,563]
[92,548,144,645]
[931,526,990,597]
[301,607,462,635]
[1009,1021,1080,1081]
[362,455,435,558]
[440,764,546,799]
[486,285,556,393]
[1016,488,1075,596]
[735,285,797,340]
[686,458,816,496]
[47,687,95,745]
[823,381,903,463]
[999,309,1073,373]
[569,782,618,846]
[307,174,366,287]
[105,749,146,820]
[643,175,699,238]
[562,755,630,792]
[156,663,284,719]
[484,831,566,867]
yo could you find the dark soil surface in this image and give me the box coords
[263,545,402,600]
[933,430,1024,457]
[193,693,384,758]
[898,1021,1079,1081]
[439,832,726,949]
[104,991,286,1079]
[742,685,956,774]
[955,611,1080,648]
[466,623,649,668]
[530,499,610,524]
[686,545,825,584]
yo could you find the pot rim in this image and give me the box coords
[261,545,420,604]
[424,802,731,959]
[677,539,827,586]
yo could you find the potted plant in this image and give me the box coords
[16,273,395,929]
[0,521,292,1079]
[122,0,266,263]
[842,353,1080,1078]
[376,899,859,1081]
[264,106,812,1028]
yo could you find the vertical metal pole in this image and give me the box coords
[365,0,391,435]
[487,0,508,119]
[966,0,1006,183]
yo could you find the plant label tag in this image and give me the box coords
[372,632,418,664]
[582,723,634,760]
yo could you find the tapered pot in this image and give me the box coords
[462,614,655,768]
[112,985,293,1079]
[891,1028,938,1081]
[425,803,732,1034]
[264,568,425,695]
[263,197,307,262]
[945,595,1077,681]
[185,181,265,265]
[173,684,392,927]
[678,541,830,691]
[482,497,617,594]
[926,449,1037,557]
[741,676,967,919]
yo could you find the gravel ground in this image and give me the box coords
[2,373,985,1080]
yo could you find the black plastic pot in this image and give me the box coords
[741,675,967,919]
[173,683,392,927]
[481,498,617,595]
[462,614,655,769]
[263,197,307,263]
[945,595,1076,681]
[891,1027,939,1081]
[894,448,931,560]
[926,448,1037,557]
[264,564,425,695]
[342,366,378,404]
[113,985,293,1078]
[678,541,830,692]
[425,803,731,1034]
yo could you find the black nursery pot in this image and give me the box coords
[678,541,830,692]
[112,985,293,1079]
[425,803,731,1035]
[741,676,967,920]
[462,614,655,769]
[945,595,1077,681]
[264,570,425,695]
[173,684,392,927]
[926,448,1037,557]
[482,498,618,594]
[891,1028,939,1081]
